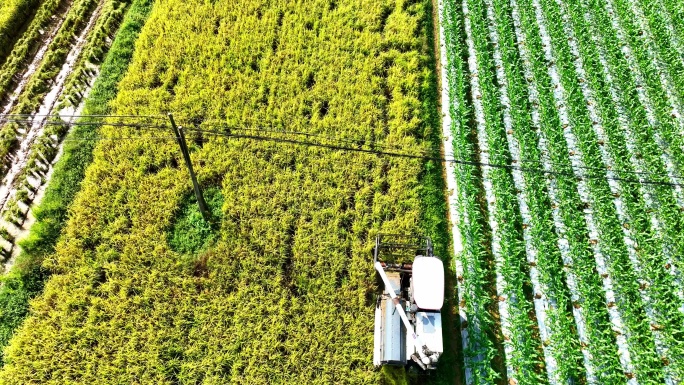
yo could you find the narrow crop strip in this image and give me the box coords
[443,0,498,382]
[464,0,546,382]
[0,0,70,104]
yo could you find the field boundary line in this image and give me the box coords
[436,0,473,383]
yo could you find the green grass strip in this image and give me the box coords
[0,0,153,366]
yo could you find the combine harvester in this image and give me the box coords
[373,234,444,370]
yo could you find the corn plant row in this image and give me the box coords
[508,1,603,382]
[481,0,579,381]
[437,0,477,382]
[582,13,684,380]
[579,0,684,352]
[536,0,675,381]
[442,0,497,382]
[639,0,684,78]
[588,0,684,212]
[464,0,548,382]
[603,0,684,172]
[658,0,684,43]
[580,0,684,378]
[598,0,684,262]
[511,0,632,381]
[556,0,684,381]
[528,0,642,381]
[621,0,684,127]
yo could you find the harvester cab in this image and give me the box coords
[372,234,444,370]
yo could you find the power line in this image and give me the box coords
[1,113,682,187]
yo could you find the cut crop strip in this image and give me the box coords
[556,0,684,381]
[442,0,498,382]
[0,0,101,173]
[464,0,546,382]
[488,0,587,382]
[0,0,130,263]
[0,0,69,104]
[512,0,627,381]
[0,0,41,66]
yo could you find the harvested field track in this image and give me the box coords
[440,0,684,382]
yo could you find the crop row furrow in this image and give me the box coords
[442,0,496,382]
[465,0,548,382]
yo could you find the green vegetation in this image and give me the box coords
[0,0,454,383]
[0,0,153,366]
[0,0,41,66]
[168,187,223,255]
